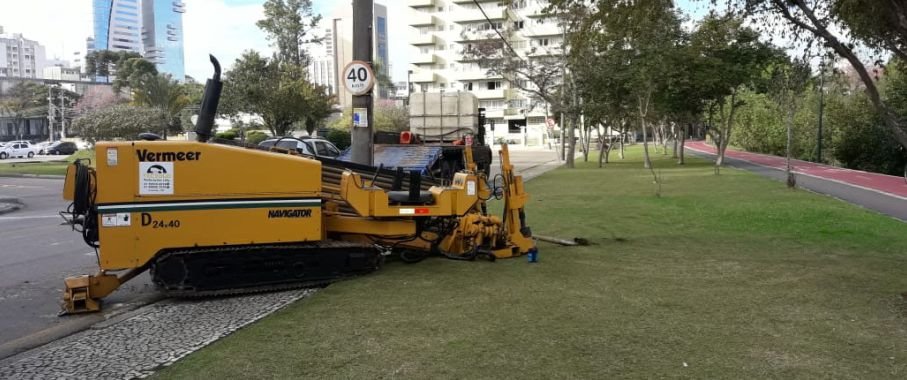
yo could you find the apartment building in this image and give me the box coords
[308,4,390,108]
[0,28,47,79]
[408,0,563,146]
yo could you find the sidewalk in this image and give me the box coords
[687,141,907,200]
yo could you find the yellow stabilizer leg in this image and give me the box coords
[61,268,143,315]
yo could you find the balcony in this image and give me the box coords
[522,23,561,37]
[410,71,437,83]
[455,30,498,42]
[473,88,510,99]
[455,69,501,81]
[410,13,438,27]
[528,46,561,57]
[408,0,435,7]
[412,53,438,64]
[453,7,508,23]
[411,34,437,46]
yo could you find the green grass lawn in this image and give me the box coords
[156,146,907,379]
[0,150,93,176]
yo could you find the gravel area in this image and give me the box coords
[0,289,315,379]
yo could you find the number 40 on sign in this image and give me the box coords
[343,61,375,96]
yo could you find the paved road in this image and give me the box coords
[686,141,907,221]
[0,146,562,349]
[0,177,156,346]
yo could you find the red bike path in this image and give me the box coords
[686,141,907,201]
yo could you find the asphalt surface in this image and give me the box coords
[0,177,156,347]
[0,146,564,353]
[686,144,907,222]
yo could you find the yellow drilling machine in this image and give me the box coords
[59,57,537,314]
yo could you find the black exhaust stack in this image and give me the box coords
[195,55,223,143]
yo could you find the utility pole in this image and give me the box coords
[816,60,826,163]
[350,0,374,165]
[47,86,54,142]
[58,86,67,140]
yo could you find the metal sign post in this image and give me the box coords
[350,0,375,166]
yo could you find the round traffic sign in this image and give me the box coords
[342,61,375,96]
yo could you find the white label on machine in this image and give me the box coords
[139,162,174,195]
[102,214,117,227]
[107,148,118,166]
[399,208,415,215]
[116,213,131,226]
[102,212,132,227]
[467,180,476,196]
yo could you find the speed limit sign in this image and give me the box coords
[342,60,375,96]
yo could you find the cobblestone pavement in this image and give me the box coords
[0,289,315,379]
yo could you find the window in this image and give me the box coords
[440,83,446,89]
[450,25,455,31]
[487,81,502,90]
[437,6,443,12]
[466,82,474,91]
[514,21,524,30]
[420,47,430,54]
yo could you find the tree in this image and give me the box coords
[691,14,776,169]
[72,105,167,143]
[0,82,49,138]
[720,0,907,155]
[766,59,812,187]
[566,0,684,169]
[257,0,321,69]
[84,50,143,81]
[467,1,587,167]
[131,74,190,137]
[112,57,158,93]
[223,51,328,136]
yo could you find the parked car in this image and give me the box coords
[0,142,38,159]
[35,141,53,154]
[46,141,78,155]
[258,137,342,158]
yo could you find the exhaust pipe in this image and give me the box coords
[195,55,223,143]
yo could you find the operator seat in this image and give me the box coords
[387,169,434,205]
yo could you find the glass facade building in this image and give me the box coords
[92,0,185,80]
[143,0,186,80]
[92,0,143,53]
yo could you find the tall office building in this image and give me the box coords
[307,3,389,108]
[0,28,47,78]
[92,0,185,80]
[93,0,143,53]
[142,0,186,80]
[408,0,562,146]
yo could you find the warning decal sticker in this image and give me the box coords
[139,162,174,195]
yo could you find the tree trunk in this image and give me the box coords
[678,126,686,165]
[642,123,652,169]
[785,101,796,188]
[671,123,679,159]
[566,114,576,168]
[598,133,606,168]
[559,112,566,161]
[619,127,625,160]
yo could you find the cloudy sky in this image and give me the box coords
[0,0,707,82]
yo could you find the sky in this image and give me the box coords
[0,0,409,81]
[0,0,709,83]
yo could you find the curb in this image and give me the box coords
[0,173,66,179]
[0,293,165,362]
